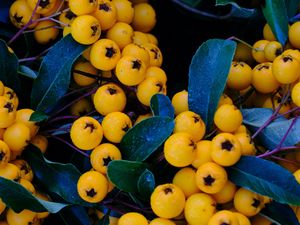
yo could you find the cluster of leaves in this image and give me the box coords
[0,1,300,225]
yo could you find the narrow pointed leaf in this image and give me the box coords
[30,111,49,122]
[121,116,174,161]
[261,0,289,45]
[228,156,300,205]
[23,145,94,207]
[0,177,67,213]
[18,65,38,79]
[150,94,174,118]
[0,39,21,92]
[30,35,87,112]
[188,39,236,129]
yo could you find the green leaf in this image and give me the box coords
[216,0,259,19]
[137,169,155,201]
[0,176,67,213]
[121,116,174,161]
[261,201,299,225]
[30,35,87,112]
[0,39,21,93]
[261,0,289,45]
[23,145,94,207]
[228,156,300,205]
[188,39,236,129]
[107,160,148,193]
[29,111,49,122]
[150,94,174,118]
[18,65,38,79]
[284,0,299,18]
[242,108,300,150]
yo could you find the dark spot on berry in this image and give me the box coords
[86,188,97,197]
[4,102,14,112]
[103,156,112,166]
[283,56,293,62]
[150,48,159,59]
[163,187,173,194]
[21,163,30,175]
[89,0,95,3]
[122,124,130,132]
[105,47,116,58]
[189,140,196,150]
[65,11,76,20]
[221,223,229,225]
[91,25,99,36]
[275,48,282,56]
[252,198,261,208]
[107,87,117,95]
[221,140,233,151]
[13,176,20,182]
[155,83,163,92]
[0,151,5,161]
[84,123,96,132]
[6,91,14,100]
[203,175,215,186]
[99,3,110,11]
[39,0,50,8]
[257,64,269,70]
[132,60,142,70]
[13,13,23,24]
[193,116,200,123]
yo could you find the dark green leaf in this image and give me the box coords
[0,176,67,213]
[285,0,299,19]
[228,156,300,205]
[96,214,109,225]
[150,94,174,118]
[0,39,21,93]
[137,169,155,201]
[121,116,174,161]
[188,39,236,129]
[29,111,49,122]
[261,201,299,225]
[59,205,92,225]
[31,35,87,112]
[242,108,300,150]
[261,0,289,45]
[216,0,259,19]
[107,160,148,193]
[18,65,38,79]
[23,145,94,207]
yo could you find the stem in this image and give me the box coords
[251,90,290,140]
[51,135,90,158]
[22,25,63,34]
[257,116,298,158]
[48,115,78,123]
[50,86,98,118]
[270,155,300,166]
[18,46,52,62]
[8,0,41,45]
[227,36,258,51]
[42,126,71,134]
[50,18,69,27]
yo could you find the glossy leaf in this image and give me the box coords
[242,108,300,150]
[30,111,49,122]
[0,39,21,92]
[121,116,174,161]
[150,94,174,118]
[228,156,300,205]
[23,145,94,207]
[137,169,155,201]
[261,0,289,45]
[216,0,259,19]
[261,201,299,225]
[18,65,37,79]
[284,0,299,18]
[107,160,148,193]
[0,177,67,213]
[188,39,236,129]
[31,35,87,112]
